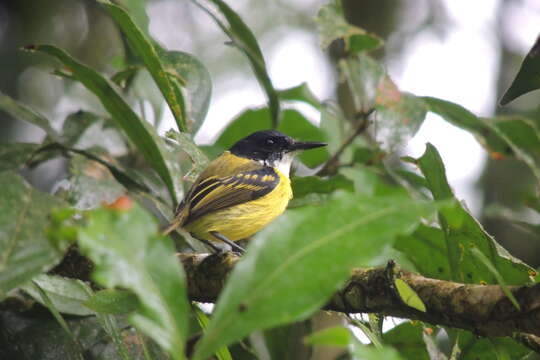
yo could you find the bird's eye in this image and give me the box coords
[266,138,275,145]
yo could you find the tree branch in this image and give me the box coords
[178,252,540,339]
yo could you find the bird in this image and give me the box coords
[162,130,326,252]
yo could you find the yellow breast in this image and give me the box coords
[185,168,292,242]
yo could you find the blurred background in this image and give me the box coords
[1,0,539,266]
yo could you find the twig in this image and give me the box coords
[317,109,373,176]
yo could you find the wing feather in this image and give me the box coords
[180,166,279,226]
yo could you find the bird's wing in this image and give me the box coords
[180,166,280,226]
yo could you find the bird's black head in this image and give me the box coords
[229,130,326,162]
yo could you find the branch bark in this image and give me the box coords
[178,252,540,338]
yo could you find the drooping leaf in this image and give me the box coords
[500,36,540,105]
[159,50,212,134]
[211,108,329,167]
[316,2,382,53]
[27,44,177,204]
[0,91,59,139]
[193,0,280,127]
[417,143,533,285]
[99,0,187,132]
[192,193,437,360]
[0,172,66,298]
[21,275,93,316]
[84,289,140,315]
[78,204,189,359]
[303,326,351,347]
[394,278,426,312]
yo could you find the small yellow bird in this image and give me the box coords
[163,130,326,252]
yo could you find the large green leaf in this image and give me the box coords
[316,1,382,53]
[99,0,187,132]
[27,44,177,204]
[194,0,280,127]
[192,193,437,359]
[211,108,329,167]
[416,144,532,284]
[78,204,189,359]
[159,50,212,134]
[0,91,59,139]
[500,37,540,105]
[0,172,65,298]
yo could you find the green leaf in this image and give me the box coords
[211,108,329,167]
[21,275,93,316]
[394,278,426,312]
[277,82,322,110]
[0,91,59,139]
[165,129,209,183]
[84,289,140,315]
[343,55,426,150]
[340,54,385,112]
[422,97,540,179]
[470,247,520,310]
[457,330,531,360]
[192,193,437,360]
[291,175,353,199]
[395,225,450,280]
[375,90,427,152]
[193,304,233,360]
[500,36,540,105]
[384,322,428,360]
[417,143,533,284]
[27,44,178,204]
[303,326,351,347]
[99,0,187,132]
[351,342,403,360]
[194,0,280,127]
[159,50,212,134]
[30,281,86,360]
[316,2,383,53]
[0,142,40,171]
[0,172,65,298]
[78,204,189,359]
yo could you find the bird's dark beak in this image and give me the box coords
[289,141,327,152]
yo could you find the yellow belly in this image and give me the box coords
[185,171,292,242]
